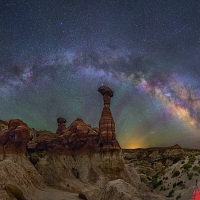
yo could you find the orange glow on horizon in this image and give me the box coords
[122,143,147,149]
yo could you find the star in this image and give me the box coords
[0,0,200,149]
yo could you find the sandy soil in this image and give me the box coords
[27,187,80,200]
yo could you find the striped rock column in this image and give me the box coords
[98,86,120,150]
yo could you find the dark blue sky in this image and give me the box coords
[1,0,200,148]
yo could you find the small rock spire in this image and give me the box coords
[56,117,67,135]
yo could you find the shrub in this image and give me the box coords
[193,166,200,174]
[173,182,177,188]
[181,161,185,164]
[151,172,162,188]
[173,157,181,164]
[168,189,175,197]
[152,179,162,189]
[176,193,181,200]
[177,180,183,186]
[187,172,193,180]
[172,170,180,177]
[152,172,160,179]
[188,155,196,165]
[183,163,192,170]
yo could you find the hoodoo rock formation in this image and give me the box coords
[0,87,174,200]
[27,86,120,152]
[0,119,30,156]
[98,86,120,150]
[27,118,99,152]
[56,117,67,135]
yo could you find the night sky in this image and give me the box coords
[1,0,200,149]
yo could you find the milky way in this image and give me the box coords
[1,0,200,148]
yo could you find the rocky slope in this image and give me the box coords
[123,147,200,200]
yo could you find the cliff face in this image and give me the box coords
[0,154,44,200]
[34,151,125,190]
[27,116,136,191]
[0,119,30,156]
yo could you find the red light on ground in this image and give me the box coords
[192,189,200,200]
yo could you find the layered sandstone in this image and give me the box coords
[0,85,176,200]
[27,118,99,153]
[0,118,174,200]
[0,119,30,156]
[27,86,121,153]
[98,86,120,150]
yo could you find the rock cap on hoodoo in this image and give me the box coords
[57,118,66,123]
[98,86,113,97]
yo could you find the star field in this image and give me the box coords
[1,0,200,148]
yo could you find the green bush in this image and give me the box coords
[173,182,177,188]
[193,166,200,174]
[168,189,174,197]
[188,155,195,165]
[172,170,180,177]
[183,163,192,170]
[173,157,181,164]
[152,172,160,179]
[181,161,185,164]
[152,179,162,189]
[187,172,193,180]
[177,180,183,186]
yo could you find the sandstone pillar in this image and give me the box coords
[98,86,120,150]
[56,118,67,134]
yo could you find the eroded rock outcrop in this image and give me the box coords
[0,86,176,200]
[35,151,125,191]
[164,144,185,156]
[96,179,171,200]
[0,119,30,156]
[27,86,121,153]
[0,154,44,199]
[27,118,99,153]
[0,120,8,133]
